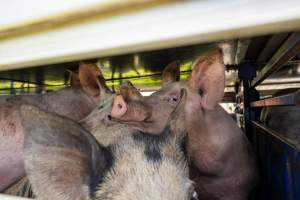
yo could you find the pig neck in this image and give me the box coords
[185,103,252,174]
[96,129,191,200]
[185,105,257,199]
[90,123,134,147]
[2,87,96,121]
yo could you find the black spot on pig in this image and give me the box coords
[132,132,163,163]
[89,146,115,198]
[180,136,188,157]
[144,141,162,162]
[132,126,174,162]
[18,180,35,198]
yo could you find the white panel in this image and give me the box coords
[0,0,300,70]
[0,0,112,28]
[0,194,31,200]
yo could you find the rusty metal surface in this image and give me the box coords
[251,90,300,107]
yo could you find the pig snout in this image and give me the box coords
[111,95,128,118]
[110,95,151,123]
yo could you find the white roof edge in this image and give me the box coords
[0,194,31,200]
[0,0,300,71]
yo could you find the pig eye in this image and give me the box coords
[107,114,112,120]
[168,96,178,104]
[162,95,179,104]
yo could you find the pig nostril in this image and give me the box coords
[107,115,112,120]
[118,103,122,109]
[198,89,204,97]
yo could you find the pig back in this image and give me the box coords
[0,87,96,121]
[96,131,193,200]
[0,103,26,191]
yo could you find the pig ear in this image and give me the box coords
[79,63,112,101]
[120,80,142,101]
[188,49,225,110]
[162,61,180,86]
[68,70,81,88]
[20,105,110,200]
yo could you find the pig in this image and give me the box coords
[2,65,183,198]
[0,63,111,121]
[110,49,258,200]
[260,89,300,146]
[20,86,194,200]
[80,61,183,147]
[0,63,111,192]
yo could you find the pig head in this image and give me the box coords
[1,63,112,121]
[111,49,258,200]
[80,74,185,147]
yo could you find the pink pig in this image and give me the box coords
[0,63,111,191]
[110,49,258,200]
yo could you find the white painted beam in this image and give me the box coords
[0,0,300,71]
[0,0,112,29]
[0,194,31,200]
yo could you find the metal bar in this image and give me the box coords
[258,80,300,86]
[243,80,253,141]
[0,85,66,91]
[251,90,300,107]
[257,33,290,62]
[9,81,15,95]
[252,32,300,87]
[235,39,250,65]
[0,77,54,86]
[222,92,236,102]
[238,62,256,141]
[286,60,300,65]
[105,70,191,82]
[220,40,237,65]
[252,121,300,151]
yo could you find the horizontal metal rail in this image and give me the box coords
[0,77,58,86]
[252,121,300,151]
[251,90,300,107]
[251,32,300,87]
